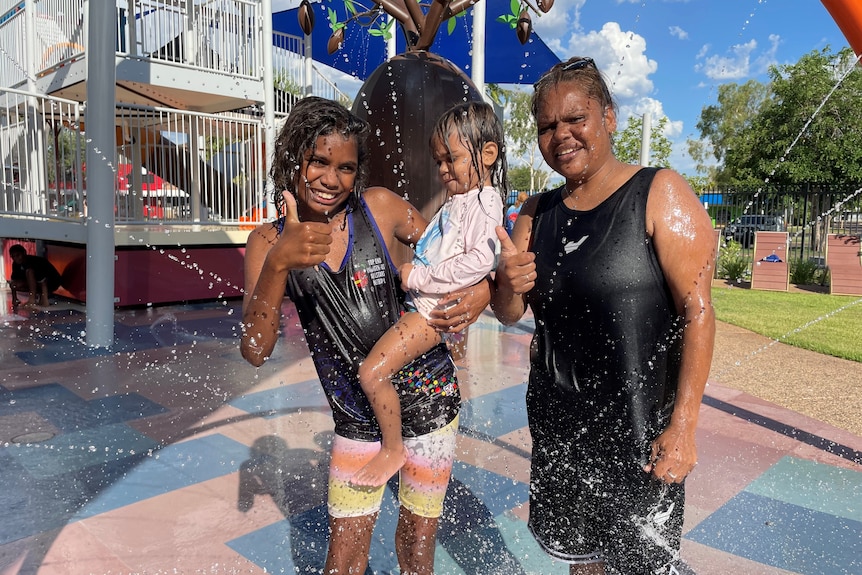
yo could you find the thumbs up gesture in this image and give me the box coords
[495,225,535,295]
[276,190,333,268]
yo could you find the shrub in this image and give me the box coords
[790,258,818,285]
[789,258,830,286]
[717,239,750,282]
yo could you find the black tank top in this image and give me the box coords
[283,197,459,441]
[526,168,683,464]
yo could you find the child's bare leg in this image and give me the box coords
[353,312,441,486]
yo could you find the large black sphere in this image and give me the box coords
[352,51,483,255]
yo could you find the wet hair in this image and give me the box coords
[270,96,370,217]
[9,244,26,257]
[430,101,509,204]
[531,56,617,120]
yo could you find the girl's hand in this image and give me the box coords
[270,191,333,270]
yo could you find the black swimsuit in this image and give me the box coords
[282,197,460,442]
[525,168,687,571]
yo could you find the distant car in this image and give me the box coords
[724,215,786,247]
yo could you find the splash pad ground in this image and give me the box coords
[0,294,860,575]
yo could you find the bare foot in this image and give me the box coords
[350,446,407,487]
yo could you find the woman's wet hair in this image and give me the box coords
[531,56,617,120]
[271,96,370,216]
[430,100,509,203]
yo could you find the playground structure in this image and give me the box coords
[1,0,861,327]
[0,0,347,310]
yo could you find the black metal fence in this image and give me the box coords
[702,183,862,266]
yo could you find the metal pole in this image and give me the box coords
[639,112,651,166]
[262,0,276,219]
[471,1,486,101]
[85,0,117,347]
[800,183,809,259]
[303,35,313,96]
[387,14,396,60]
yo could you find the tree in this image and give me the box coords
[501,88,551,192]
[613,115,673,168]
[508,164,550,193]
[689,47,862,186]
[732,47,862,186]
[687,79,768,184]
[684,174,713,195]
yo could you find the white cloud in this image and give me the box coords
[693,34,781,83]
[669,25,688,40]
[617,98,682,140]
[272,0,299,12]
[751,33,782,74]
[694,39,757,80]
[565,22,656,102]
[531,0,586,49]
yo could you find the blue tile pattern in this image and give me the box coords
[229,378,329,417]
[13,308,241,365]
[685,456,862,575]
[74,433,251,518]
[459,384,529,438]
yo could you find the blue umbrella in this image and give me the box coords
[272,0,561,84]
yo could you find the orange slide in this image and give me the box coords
[821,0,862,56]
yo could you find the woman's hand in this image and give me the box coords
[643,423,698,484]
[427,277,492,333]
[495,227,536,295]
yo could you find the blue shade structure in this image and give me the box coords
[272,0,561,84]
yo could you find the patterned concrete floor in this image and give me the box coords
[1,293,860,575]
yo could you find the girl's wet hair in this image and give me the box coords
[270,96,370,216]
[430,101,509,203]
[531,56,617,120]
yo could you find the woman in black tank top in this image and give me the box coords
[491,57,716,574]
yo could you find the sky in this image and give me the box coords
[270,0,855,177]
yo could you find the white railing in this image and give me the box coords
[0,3,32,88]
[0,0,264,87]
[0,87,266,226]
[113,104,266,225]
[0,87,85,221]
[36,0,86,73]
[1,2,350,110]
[272,29,351,115]
[312,63,351,107]
[123,0,262,78]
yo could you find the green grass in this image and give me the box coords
[711,286,862,363]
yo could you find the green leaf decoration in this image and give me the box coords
[496,0,521,29]
[445,11,467,35]
[381,17,395,41]
[497,14,517,28]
